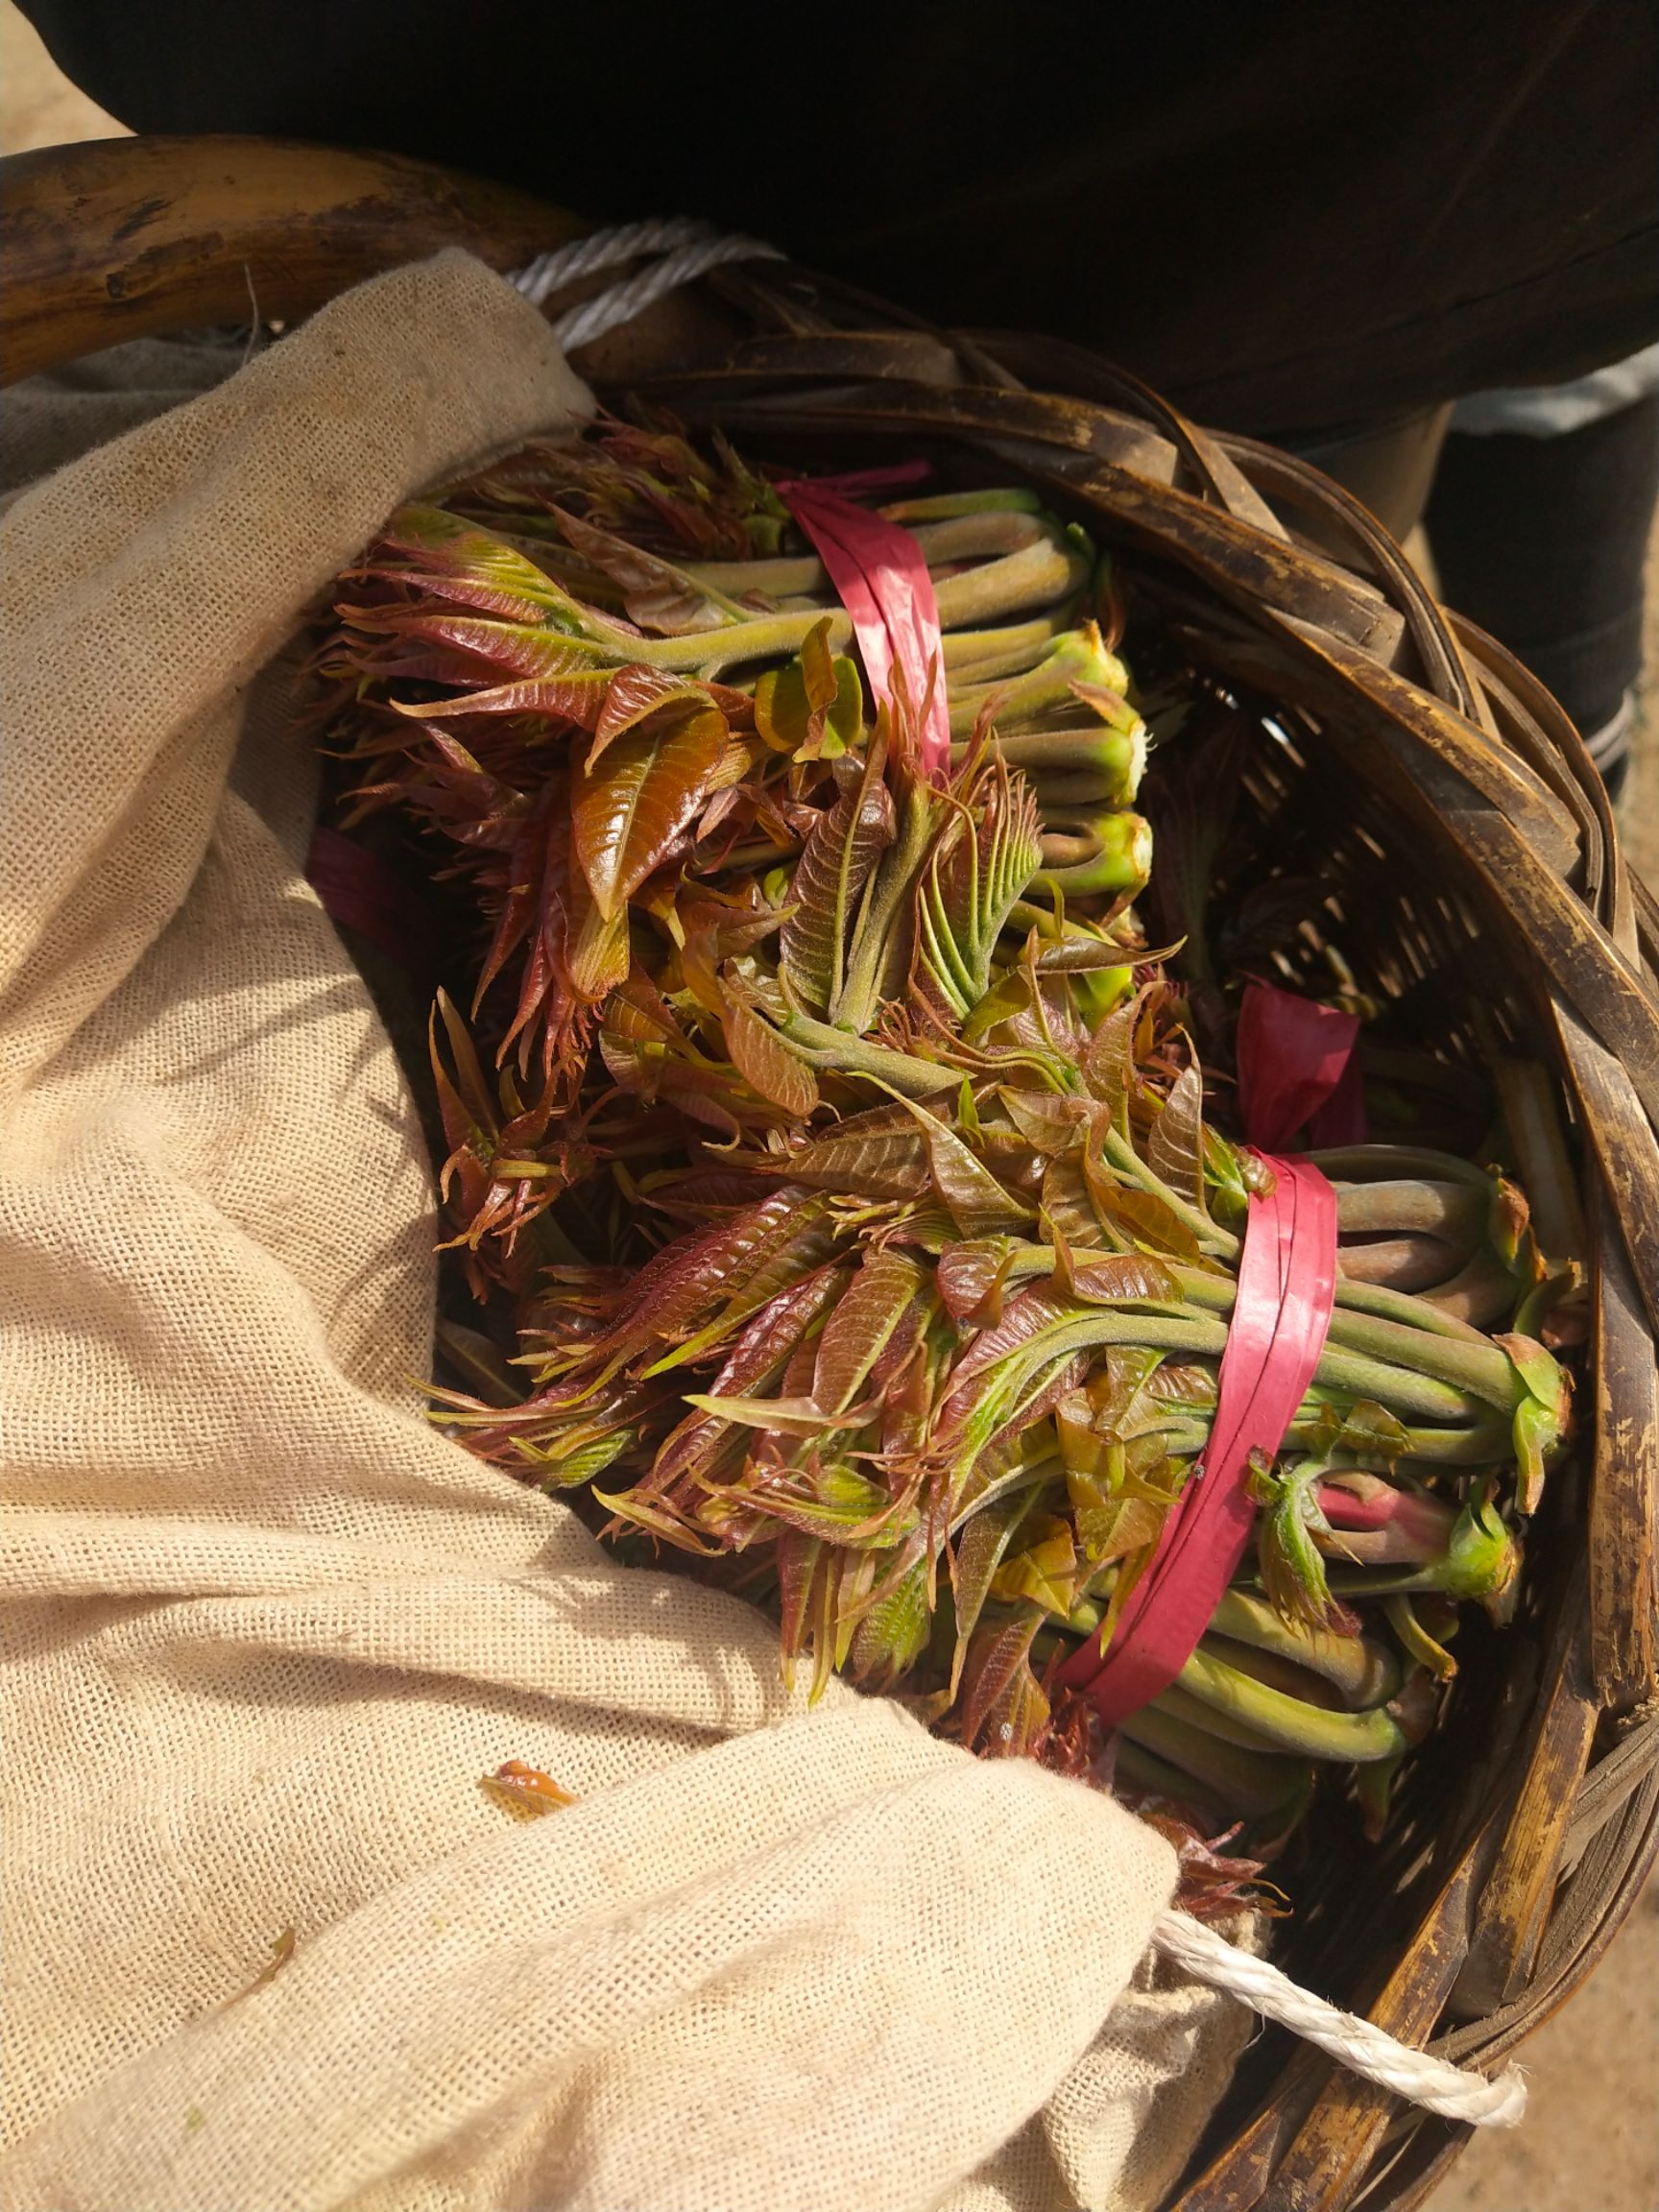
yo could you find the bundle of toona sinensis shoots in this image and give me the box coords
[318,415,1577,1865]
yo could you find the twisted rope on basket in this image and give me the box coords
[1152,1911,1527,2127]
[506,216,1530,2137]
[511,217,782,349]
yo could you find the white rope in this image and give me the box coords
[511,218,717,306]
[1151,1909,1527,2128]
[510,218,783,349]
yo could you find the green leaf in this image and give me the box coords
[811,1248,929,1415]
[592,1484,723,1555]
[1249,1455,1340,1631]
[754,620,864,760]
[719,980,821,1118]
[376,503,589,623]
[1307,1398,1412,1461]
[935,1238,1022,1327]
[572,698,728,922]
[733,1460,915,1548]
[589,665,728,769]
[776,1529,824,1688]
[945,1284,1076,1395]
[535,1428,637,1489]
[641,1190,847,1372]
[1486,1171,1533,1272]
[1041,1156,1108,1252]
[1094,1345,1176,1423]
[1493,1332,1569,1513]
[1146,1064,1210,1215]
[949,1490,1038,1693]
[882,1094,1032,1240]
[1081,986,1155,1130]
[781,1105,931,1198]
[959,1613,1049,1756]
[848,1557,932,1688]
[1510,1400,1557,1519]
[429,988,499,1147]
[563,882,631,1000]
[913,752,1043,1018]
[779,751,897,1018]
[1064,1458,1169,1567]
[960,961,1040,1045]
[681,1393,844,1433]
[988,1512,1080,1617]
[553,506,749,633]
[1087,1177,1203,1260]
[1067,1254,1182,1306]
[652,1266,851,1492]
[383,617,617,724]
[997,1088,1089,1158]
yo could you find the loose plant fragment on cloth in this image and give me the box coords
[314,410,1580,1873]
[479,1761,577,1818]
[222,1928,299,2008]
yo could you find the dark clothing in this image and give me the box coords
[1428,393,1659,745]
[18,0,1659,438]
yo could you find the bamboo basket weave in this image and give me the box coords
[5,134,1657,2212]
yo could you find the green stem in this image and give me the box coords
[1117,1700,1316,1817]
[525,578,1072,681]
[778,1012,957,1095]
[933,533,1094,628]
[1415,1247,1522,1330]
[1153,1679,1290,1757]
[1111,1736,1230,1825]
[1384,1593,1458,1679]
[1208,1590,1400,1709]
[1175,1645,1408,1764]
[1026,764,1143,811]
[1333,1179,1485,1240]
[909,510,1075,564]
[881,488,1046,520]
[835,782,938,1032]
[1489,1056,1587,1262]
[1101,1127,1238,1259]
[1324,1271,1493,1344]
[1203,1628,1401,1713]
[949,628,1136,733]
[976,1305,1491,1425]
[930,1238,1520,1432]
[1309,1146,1495,1191]
[934,613,1078,682]
[1037,810,1152,896]
[955,722,1145,796]
[1167,1267,1524,1410]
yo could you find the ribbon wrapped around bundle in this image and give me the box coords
[778,466,954,781]
[768,475,1362,1740]
[1062,979,1357,1725]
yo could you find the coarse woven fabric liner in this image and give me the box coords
[0,250,1265,2212]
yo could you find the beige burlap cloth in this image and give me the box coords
[0,252,1253,2212]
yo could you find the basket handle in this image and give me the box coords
[0,133,588,387]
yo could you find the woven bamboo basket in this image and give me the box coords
[5,134,1657,2212]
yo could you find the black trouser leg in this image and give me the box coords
[1425,395,1659,797]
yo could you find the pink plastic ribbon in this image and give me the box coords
[777,469,952,780]
[1061,976,1364,1727]
[786,461,933,500]
[1061,1154,1337,1727]
[1236,979,1364,1150]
